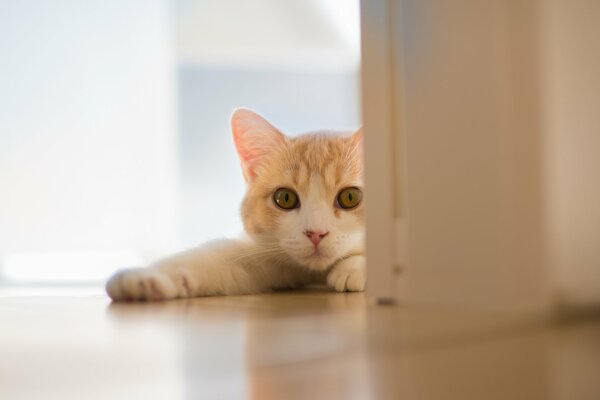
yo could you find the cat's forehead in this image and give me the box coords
[279,133,362,193]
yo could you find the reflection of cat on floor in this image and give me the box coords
[106,109,365,301]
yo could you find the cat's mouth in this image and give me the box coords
[311,247,324,257]
[298,248,338,270]
[309,252,329,262]
[279,239,339,270]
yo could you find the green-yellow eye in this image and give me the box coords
[273,188,299,210]
[337,187,362,209]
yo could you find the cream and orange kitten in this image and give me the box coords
[106,109,365,301]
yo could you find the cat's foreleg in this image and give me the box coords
[105,239,306,301]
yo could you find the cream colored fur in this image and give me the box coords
[106,109,365,301]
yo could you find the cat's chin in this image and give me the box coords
[297,253,337,271]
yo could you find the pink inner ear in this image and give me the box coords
[233,133,261,179]
[231,108,285,181]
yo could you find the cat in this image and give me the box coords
[106,108,365,301]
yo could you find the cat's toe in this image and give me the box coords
[106,269,177,302]
[329,269,365,292]
[327,256,366,292]
[105,271,127,300]
[345,269,366,291]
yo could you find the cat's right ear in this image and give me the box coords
[231,108,286,182]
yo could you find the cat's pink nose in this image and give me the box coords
[304,230,329,247]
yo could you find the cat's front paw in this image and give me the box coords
[106,268,179,302]
[327,255,366,292]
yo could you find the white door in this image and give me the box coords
[362,0,600,312]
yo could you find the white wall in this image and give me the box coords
[175,0,360,71]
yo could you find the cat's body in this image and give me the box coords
[106,109,365,301]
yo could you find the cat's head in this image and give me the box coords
[231,108,364,271]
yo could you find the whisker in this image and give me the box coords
[232,246,288,264]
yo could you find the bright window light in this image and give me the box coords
[2,251,143,283]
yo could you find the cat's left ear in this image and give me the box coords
[231,108,286,182]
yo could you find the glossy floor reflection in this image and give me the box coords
[0,289,599,399]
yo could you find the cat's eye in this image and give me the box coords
[273,188,300,210]
[336,187,362,209]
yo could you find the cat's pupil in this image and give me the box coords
[348,192,353,202]
[285,193,289,202]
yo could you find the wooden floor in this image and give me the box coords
[1,288,599,400]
